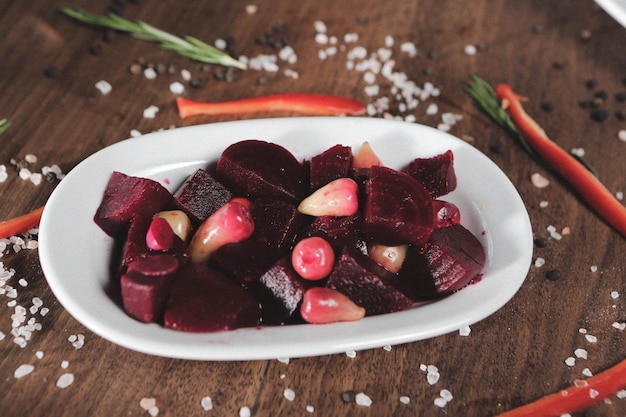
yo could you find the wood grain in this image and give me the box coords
[0,0,624,416]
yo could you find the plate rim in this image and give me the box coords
[38,116,533,360]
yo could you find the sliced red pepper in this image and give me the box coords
[496,357,626,417]
[0,205,45,239]
[495,83,626,238]
[176,93,366,118]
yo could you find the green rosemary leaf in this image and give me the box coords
[0,119,10,135]
[60,5,246,70]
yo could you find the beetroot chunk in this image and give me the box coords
[251,199,306,251]
[404,150,457,198]
[309,144,353,191]
[121,255,180,323]
[326,249,414,316]
[211,238,284,286]
[363,166,434,247]
[215,140,306,203]
[94,171,172,237]
[164,263,261,332]
[173,169,232,225]
[403,224,486,299]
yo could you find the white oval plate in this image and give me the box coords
[39,117,533,360]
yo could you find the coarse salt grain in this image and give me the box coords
[239,406,251,417]
[140,398,157,411]
[464,44,477,55]
[314,20,327,33]
[571,148,585,157]
[245,4,258,14]
[56,372,74,389]
[24,154,37,163]
[565,357,576,366]
[277,357,290,364]
[201,396,213,411]
[434,397,447,407]
[440,389,453,402]
[590,265,598,273]
[612,322,626,331]
[0,165,7,182]
[14,364,35,378]
[284,388,296,401]
[589,389,599,399]
[306,405,314,413]
[585,334,598,343]
[35,350,44,359]
[617,191,624,201]
[582,368,593,377]
[531,173,550,188]
[400,396,410,404]
[611,291,619,299]
[618,130,626,142]
[95,80,112,95]
[346,350,357,358]
[143,67,157,80]
[534,257,545,267]
[539,200,549,208]
[169,82,185,95]
[383,345,392,351]
[617,389,626,399]
[214,38,227,50]
[130,129,142,137]
[459,325,471,336]
[143,105,159,119]
[355,392,372,407]
[574,348,588,359]
[61,360,69,369]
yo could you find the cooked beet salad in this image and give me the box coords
[93,139,485,333]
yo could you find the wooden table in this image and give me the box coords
[1,1,625,416]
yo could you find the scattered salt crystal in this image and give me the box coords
[0,165,7,182]
[590,265,598,273]
[383,345,392,351]
[346,350,357,358]
[384,35,394,48]
[214,38,227,50]
[24,154,37,163]
[426,103,438,115]
[355,392,372,407]
[579,328,587,334]
[239,406,251,417]
[148,407,159,417]
[571,148,585,157]
[0,331,5,340]
[169,82,185,94]
[306,405,315,413]
[181,69,192,81]
[574,348,588,359]
[143,105,159,119]
[611,291,620,299]
[585,334,598,343]
[459,325,471,336]
[277,357,290,364]
[434,397,448,407]
[284,388,296,401]
[140,398,157,411]
[440,389,453,402]
[582,368,593,377]
[19,168,31,180]
[61,360,69,369]
[245,4,258,14]
[40,307,49,316]
[35,351,44,359]
[130,129,142,137]
[539,200,549,208]
[95,80,112,95]
[565,357,576,367]
[143,67,157,80]
[56,372,74,389]
[561,226,571,235]
[18,279,27,287]
[618,130,626,142]
[531,173,550,188]
[617,191,624,200]
[399,396,410,404]
[589,389,599,399]
[534,257,545,267]
[464,44,477,55]
[400,41,418,57]
[617,389,626,399]
[612,322,626,331]
[426,365,440,385]
[314,20,327,33]
[201,396,213,411]
[14,364,35,378]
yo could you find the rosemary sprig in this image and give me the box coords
[465,74,597,177]
[0,119,10,135]
[60,5,247,70]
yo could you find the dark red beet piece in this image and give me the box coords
[326,248,414,316]
[122,215,151,267]
[215,140,306,203]
[309,144,353,191]
[173,169,232,225]
[211,237,284,286]
[401,224,485,299]
[163,263,261,332]
[253,257,313,325]
[127,253,180,276]
[94,171,172,237]
[404,150,456,198]
[363,166,434,247]
[251,198,306,251]
[121,265,178,323]
[305,215,364,253]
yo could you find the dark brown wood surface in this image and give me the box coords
[1,1,625,416]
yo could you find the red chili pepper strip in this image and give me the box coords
[0,205,45,239]
[495,83,626,238]
[495,357,626,417]
[176,93,366,118]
